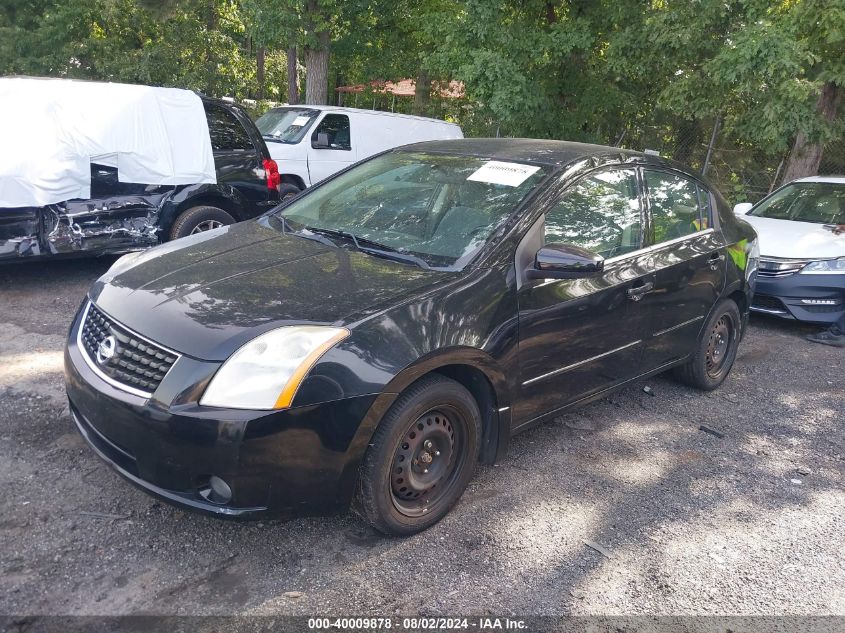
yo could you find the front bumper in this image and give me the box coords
[64,308,378,519]
[751,272,845,324]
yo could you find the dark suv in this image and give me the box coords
[0,97,279,262]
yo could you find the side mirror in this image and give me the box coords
[734,202,753,216]
[526,243,604,280]
[314,132,330,148]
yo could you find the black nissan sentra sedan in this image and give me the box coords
[65,139,758,535]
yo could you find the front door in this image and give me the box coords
[514,167,654,426]
[638,169,727,368]
[306,113,355,185]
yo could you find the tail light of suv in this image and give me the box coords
[263,159,281,190]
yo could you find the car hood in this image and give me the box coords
[740,214,845,259]
[90,218,456,361]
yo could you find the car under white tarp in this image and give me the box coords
[0,77,216,209]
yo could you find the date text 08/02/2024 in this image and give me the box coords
[307,617,528,630]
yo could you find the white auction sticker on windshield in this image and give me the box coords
[467,161,541,187]
[291,115,311,126]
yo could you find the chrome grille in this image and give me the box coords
[79,302,179,396]
[757,258,809,278]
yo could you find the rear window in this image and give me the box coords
[205,104,254,151]
[750,182,845,224]
[255,107,320,144]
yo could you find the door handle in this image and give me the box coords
[626,281,654,302]
[709,252,726,270]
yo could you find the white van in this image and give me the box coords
[255,105,463,197]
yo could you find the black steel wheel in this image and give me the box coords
[672,298,741,390]
[390,406,468,518]
[354,374,481,535]
[705,314,734,378]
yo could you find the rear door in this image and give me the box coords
[306,113,356,185]
[514,167,654,424]
[204,102,268,213]
[638,169,727,368]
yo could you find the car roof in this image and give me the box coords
[791,175,845,184]
[397,138,652,168]
[265,104,460,127]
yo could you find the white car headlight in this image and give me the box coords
[799,257,845,274]
[200,326,349,410]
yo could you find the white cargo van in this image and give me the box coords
[255,105,463,197]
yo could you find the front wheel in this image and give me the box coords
[672,298,741,390]
[354,374,481,536]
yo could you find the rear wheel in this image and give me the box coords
[169,205,235,240]
[354,374,480,536]
[672,298,741,390]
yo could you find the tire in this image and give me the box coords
[354,374,481,536]
[168,206,236,240]
[278,183,302,201]
[672,298,741,391]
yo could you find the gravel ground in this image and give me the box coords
[1,257,844,617]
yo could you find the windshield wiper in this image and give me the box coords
[274,217,338,248]
[304,226,430,269]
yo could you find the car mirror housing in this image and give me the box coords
[526,243,605,280]
[733,202,753,216]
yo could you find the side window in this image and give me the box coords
[311,114,352,151]
[544,169,642,258]
[645,170,706,243]
[205,104,253,151]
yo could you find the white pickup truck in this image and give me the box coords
[255,105,463,198]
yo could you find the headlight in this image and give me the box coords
[200,326,349,410]
[799,257,845,274]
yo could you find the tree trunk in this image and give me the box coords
[256,47,266,101]
[304,31,330,104]
[413,72,430,115]
[287,45,299,104]
[303,0,330,105]
[783,81,842,183]
[204,5,219,96]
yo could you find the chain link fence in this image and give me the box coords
[450,107,845,205]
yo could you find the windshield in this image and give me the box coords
[255,107,320,143]
[750,182,845,225]
[276,151,549,270]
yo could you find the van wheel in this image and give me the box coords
[278,183,302,201]
[354,374,480,536]
[672,298,741,391]
[169,206,235,240]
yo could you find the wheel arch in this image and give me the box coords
[335,348,512,508]
[380,349,511,465]
[279,173,306,191]
[158,189,243,239]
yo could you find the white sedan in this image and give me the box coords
[735,176,845,324]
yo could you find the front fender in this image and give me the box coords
[333,346,512,508]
